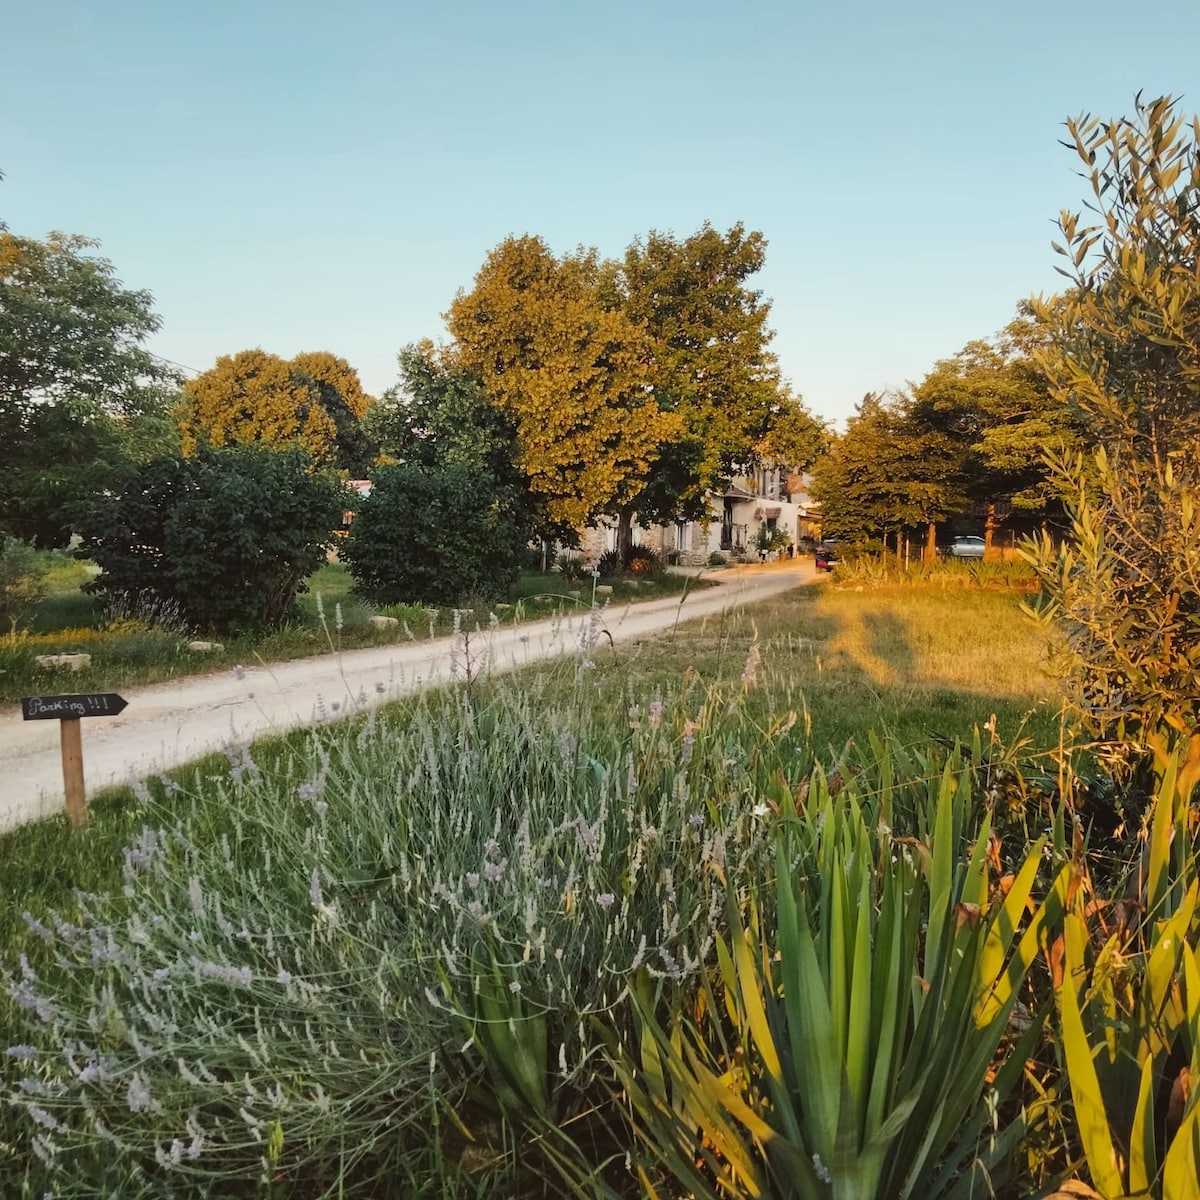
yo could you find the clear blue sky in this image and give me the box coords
[2,0,1197,425]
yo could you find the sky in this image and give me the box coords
[2,0,1198,426]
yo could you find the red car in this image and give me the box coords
[815,542,839,571]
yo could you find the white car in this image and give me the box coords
[949,535,986,559]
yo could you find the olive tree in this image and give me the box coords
[1026,95,1200,776]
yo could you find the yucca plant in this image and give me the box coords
[1055,751,1200,1199]
[603,765,1068,1199]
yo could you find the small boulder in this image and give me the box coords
[368,616,399,629]
[596,585,614,595]
[34,653,91,672]
[187,641,225,653]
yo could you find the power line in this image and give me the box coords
[147,351,201,378]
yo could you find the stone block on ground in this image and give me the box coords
[368,616,399,629]
[34,653,91,671]
[187,641,224,653]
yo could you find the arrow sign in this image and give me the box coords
[19,693,130,829]
[21,693,129,721]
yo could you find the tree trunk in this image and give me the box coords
[616,509,634,563]
[984,503,998,560]
[926,522,937,562]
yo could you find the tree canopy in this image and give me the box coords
[906,304,1080,548]
[179,348,375,472]
[365,342,548,535]
[811,392,966,549]
[445,235,679,529]
[0,230,176,544]
[620,222,806,521]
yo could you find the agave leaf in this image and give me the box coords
[845,842,874,1126]
[1147,753,1180,917]
[1139,883,1197,1056]
[924,765,958,986]
[1060,913,1125,1197]
[778,867,841,1161]
[975,837,1047,1025]
[1126,1050,1157,1194]
[1162,1103,1200,1200]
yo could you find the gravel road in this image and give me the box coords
[0,562,811,833]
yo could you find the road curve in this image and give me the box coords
[0,563,811,834]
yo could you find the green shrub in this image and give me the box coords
[341,463,528,606]
[706,551,728,568]
[595,548,623,578]
[79,446,347,632]
[556,551,587,583]
[0,537,48,640]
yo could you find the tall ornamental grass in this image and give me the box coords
[1,657,811,1195]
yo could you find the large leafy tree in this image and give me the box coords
[179,349,375,472]
[908,305,1079,552]
[80,444,348,631]
[365,342,546,535]
[0,230,175,545]
[445,235,679,530]
[620,222,805,522]
[811,392,967,553]
[1026,94,1200,773]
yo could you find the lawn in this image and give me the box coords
[0,575,1073,1197]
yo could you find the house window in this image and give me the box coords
[674,521,690,551]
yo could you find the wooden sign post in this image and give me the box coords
[21,693,129,828]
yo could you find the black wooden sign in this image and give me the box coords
[21,693,129,721]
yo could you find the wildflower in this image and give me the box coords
[276,968,293,985]
[596,892,616,909]
[309,869,324,908]
[483,860,507,884]
[752,802,769,817]
[648,700,663,728]
[21,913,53,942]
[5,1045,37,1060]
[466,872,480,889]
[314,800,328,817]
[295,777,324,802]
[233,664,246,680]
[813,1153,832,1184]
[508,980,522,994]
[740,641,761,687]
[375,680,387,694]
[127,1071,159,1114]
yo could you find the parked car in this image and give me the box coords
[948,535,986,559]
[815,541,839,571]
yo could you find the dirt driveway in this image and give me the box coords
[0,562,811,834]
